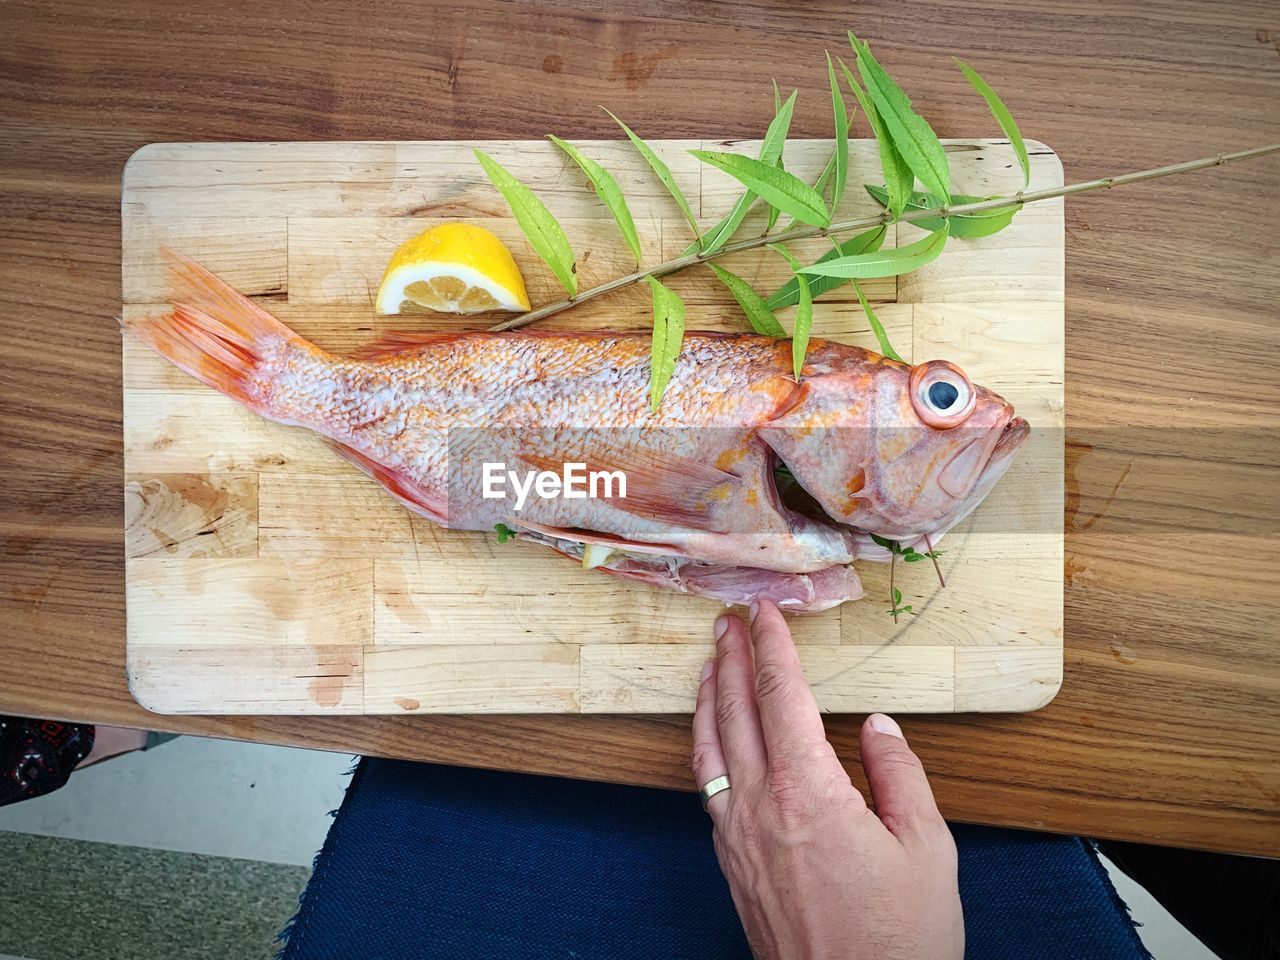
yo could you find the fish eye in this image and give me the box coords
[928,380,960,411]
[909,360,976,428]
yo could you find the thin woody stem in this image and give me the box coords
[889,552,898,624]
[923,533,945,589]
[490,142,1280,332]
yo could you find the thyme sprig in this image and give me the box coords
[871,534,945,622]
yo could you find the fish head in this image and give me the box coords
[760,356,1029,541]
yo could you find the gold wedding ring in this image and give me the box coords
[698,775,731,809]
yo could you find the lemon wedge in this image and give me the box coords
[376,223,531,314]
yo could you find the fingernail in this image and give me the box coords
[748,600,760,623]
[713,615,732,642]
[869,713,904,740]
[699,658,715,682]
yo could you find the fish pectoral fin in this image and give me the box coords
[324,440,449,525]
[509,519,687,558]
[514,445,740,533]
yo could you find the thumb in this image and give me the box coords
[859,714,949,847]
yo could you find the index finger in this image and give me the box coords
[748,600,831,761]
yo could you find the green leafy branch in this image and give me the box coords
[473,32,1280,410]
[870,533,945,622]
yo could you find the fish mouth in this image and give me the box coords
[936,414,1029,500]
[991,416,1030,462]
[967,415,1030,495]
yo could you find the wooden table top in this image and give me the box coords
[2,0,1277,856]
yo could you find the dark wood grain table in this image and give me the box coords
[2,0,1277,856]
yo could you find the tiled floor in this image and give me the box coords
[0,736,1221,959]
[0,738,350,960]
[0,832,309,960]
[0,737,351,865]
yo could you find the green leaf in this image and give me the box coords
[707,264,787,337]
[766,156,785,232]
[903,552,925,562]
[892,587,904,604]
[494,523,518,544]
[853,280,903,363]
[813,152,837,199]
[865,185,1017,239]
[799,222,950,279]
[791,280,813,381]
[698,89,799,253]
[766,82,791,233]
[697,196,752,257]
[547,135,643,265]
[870,533,900,552]
[645,276,686,411]
[839,58,913,218]
[692,150,830,227]
[919,196,1016,238]
[826,52,850,210]
[606,110,701,242]
[767,85,792,162]
[765,224,886,309]
[767,243,813,379]
[474,149,577,296]
[849,33,951,203]
[780,152,837,232]
[956,59,1030,190]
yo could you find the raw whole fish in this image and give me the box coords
[128,253,1029,612]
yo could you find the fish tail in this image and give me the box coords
[127,250,322,413]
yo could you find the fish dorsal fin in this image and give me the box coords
[346,330,472,360]
[345,327,647,361]
[325,440,449,525]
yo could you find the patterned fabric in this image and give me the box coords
[0,716,94,807]
[279,758,1153,960]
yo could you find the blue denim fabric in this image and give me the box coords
[279,758,1150,960]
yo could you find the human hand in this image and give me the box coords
[691,601,963,960]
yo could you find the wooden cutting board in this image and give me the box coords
[122,138,1063,715]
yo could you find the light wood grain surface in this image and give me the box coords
[2,0,1277,854]
[121,137,1063,715]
